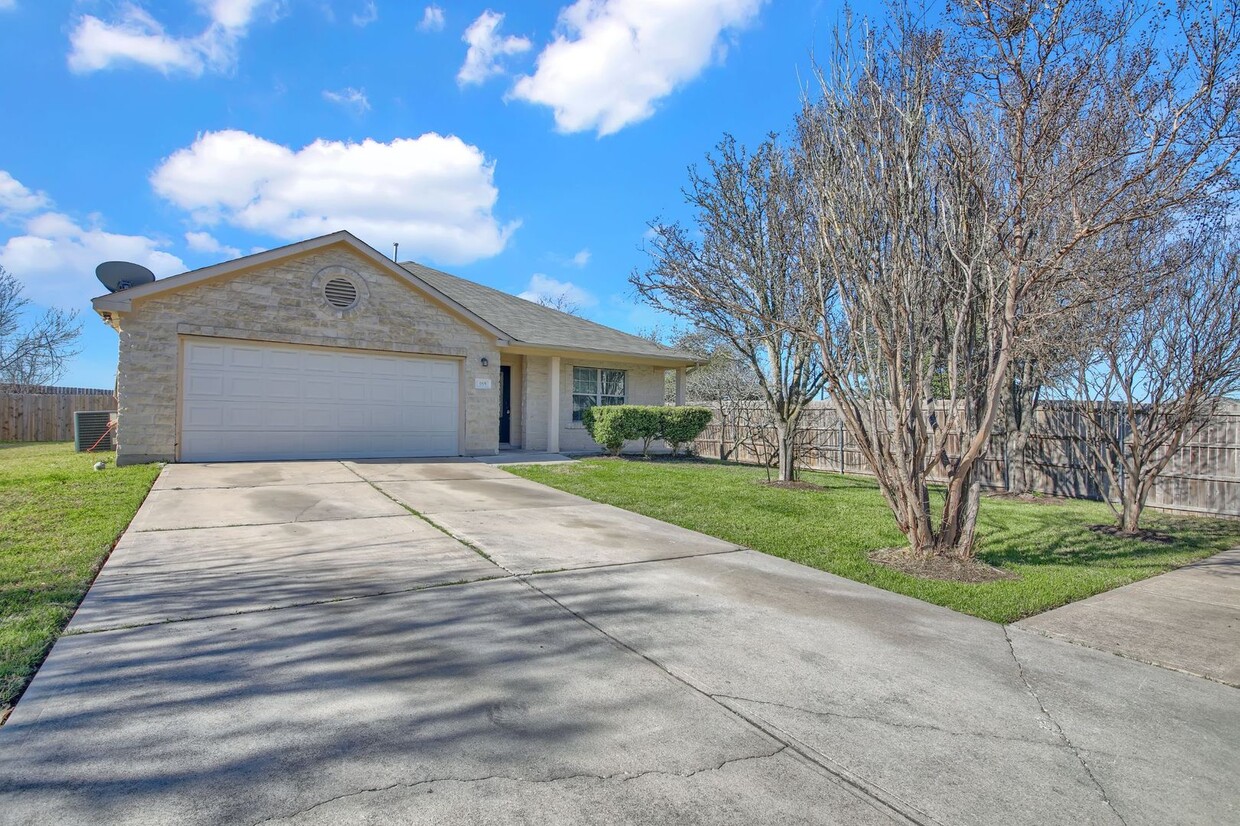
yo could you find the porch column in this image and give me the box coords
[547,356,561,453]
[675,367,687,406]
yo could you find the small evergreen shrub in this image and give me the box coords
[582,405,713,458]
[661,407,712,456]
[581,406,628,455]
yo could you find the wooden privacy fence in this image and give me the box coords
[1,391,118,443]
[690,400,1240,518]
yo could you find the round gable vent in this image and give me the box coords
[323,277,358,309]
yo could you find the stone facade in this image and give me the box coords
[111,246,500,464]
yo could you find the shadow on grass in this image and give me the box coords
[976,510,1240,570]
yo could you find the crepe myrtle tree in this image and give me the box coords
[796,0,1239,560]
[1068,228,1240,535]
[0,267,82,390]
[633,136,825,482]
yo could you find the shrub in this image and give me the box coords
[581,406,628,455]
[582,405,713,458]
[661,407,712,456]
[627,406,665,458]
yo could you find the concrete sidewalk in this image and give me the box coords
[1016,547,1240,686]
[1,458,1236,825]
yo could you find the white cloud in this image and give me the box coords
[352,0,378,27]
[457,10,531,86]
[511,0,765,135]
[151,130,518,265]
[570,248,590,267]
[518,273,596,307]
[185,230,241,258]
[418,4,445,32]
[67,0,274,75]
[322,86,371,114]
[0,217,183,311]
[0,170,185,307]
[0,171,50,218]
[0,0,18,11]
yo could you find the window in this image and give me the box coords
[572,366,625,421]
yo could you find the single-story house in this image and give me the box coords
[91,231,698,466]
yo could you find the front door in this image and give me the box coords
[499,365,512,444]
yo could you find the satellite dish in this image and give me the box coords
[96,261,156,293]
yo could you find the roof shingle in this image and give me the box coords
[401,261,697,363]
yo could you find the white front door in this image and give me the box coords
[180,338,460,461]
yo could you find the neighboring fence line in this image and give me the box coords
[1,391,118,442]
[0,384,114,396]
[689,400,1240,519]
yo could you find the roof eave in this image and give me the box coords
[502,341,702,367]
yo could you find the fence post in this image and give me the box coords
[838,417,845,475]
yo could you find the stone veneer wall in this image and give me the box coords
[112,246,500,464]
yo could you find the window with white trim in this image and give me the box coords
[572,366,626,421]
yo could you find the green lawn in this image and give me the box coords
[506,458,1240,623]
[1,442,160,717]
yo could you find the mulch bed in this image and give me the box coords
[1087,524,1175,544]
[869,547,1020,583]
[985,491,1067,506]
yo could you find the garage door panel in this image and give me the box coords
[186,374,224,396]
[301,351,337,373]
[302,407,337,429]
[429,361,457,381]
[188,344,225,367]
[372,408,401,429]
[301,377,337,400]
[223,405,265,428]
[181,339,461,461]
[183,404,224,427]
[267,350,300,370]
[228,346,267,369]
[226,377,268,398]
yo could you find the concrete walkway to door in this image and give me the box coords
[1016,547,1240,686]
[0,458,1236,826]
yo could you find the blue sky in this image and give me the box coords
[0,0,844,387]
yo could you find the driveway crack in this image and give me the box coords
[1003,627,1129,826]
[710,693,1054,747]
[247,746,789,825]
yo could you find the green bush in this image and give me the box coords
[581,406,628,455]
[661,406,713,456]
[582,405,713,458]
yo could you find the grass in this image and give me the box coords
[506,458,1240,624]
[0,442,160,716]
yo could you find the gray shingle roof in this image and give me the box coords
[401,261,697,363]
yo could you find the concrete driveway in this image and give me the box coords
[1,459,1236,825]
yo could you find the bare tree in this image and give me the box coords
[0,267,82,391]
[633,135,826,481]
[535,293,583,317]
[798,0,1239,559]
[666,329,764,460]
[1068,229,1240,534]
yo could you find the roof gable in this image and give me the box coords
[91,231,509,342]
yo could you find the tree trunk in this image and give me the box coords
[774,419,796,482]
[933,468,982,559]
[1005,430,1031,495]
[1117,473,1148,535]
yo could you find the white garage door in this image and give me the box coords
[180,338,460,461]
